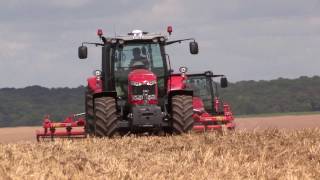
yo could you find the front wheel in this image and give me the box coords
[171,95,194,134]
[85,91,94,135]
[94,97,118,137]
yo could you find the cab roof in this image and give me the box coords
[110,30,167,42]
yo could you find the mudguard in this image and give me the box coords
[92,91,117,100]
[87,76,102,93]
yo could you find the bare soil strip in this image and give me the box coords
[0,127,39,143]
[235,114,320,130]
[1,114,320,143]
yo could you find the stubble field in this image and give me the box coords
[0,114,320,179]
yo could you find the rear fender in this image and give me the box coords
[93,91,117,99]
[87,76,102,93]
[167,74,186,91]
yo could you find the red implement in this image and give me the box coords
[193,104,236,132]
[36,113,87,141]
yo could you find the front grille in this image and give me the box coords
[132,84,156,95]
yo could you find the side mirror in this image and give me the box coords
[78,46,88,59]
[220,77,228,88]
[189,41,199,54]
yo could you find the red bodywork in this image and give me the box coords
[86,71,188,104]
[36,114,86,141]
[87,76,103,93]
[128,69,158,105]
[192,97,235,132]
[167,74,187,92]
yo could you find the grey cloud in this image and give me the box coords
[1,0,320,88]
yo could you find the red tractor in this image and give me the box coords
[80,28,199,137]
[187,71,235,132]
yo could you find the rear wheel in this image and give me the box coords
[94,97,118,137]
[85,91,94,135]
[171,95,194,134]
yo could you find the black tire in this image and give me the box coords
[85,91,94,135]
[94,97,118,137]
[171,95,194,134]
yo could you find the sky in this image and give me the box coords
[1,0,320,88]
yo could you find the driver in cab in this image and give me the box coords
[129,47,150,70]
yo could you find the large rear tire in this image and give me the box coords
[171,95,194,134]
[94,97,118,137]
[85,91,94,135]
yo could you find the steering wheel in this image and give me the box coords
[131,61,148,69]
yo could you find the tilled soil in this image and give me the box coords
[0,114,320,143]
[235,114,320,130]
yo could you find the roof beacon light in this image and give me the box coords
[132,30,143,39]
[167,26,173,35]
[97,29,103,37]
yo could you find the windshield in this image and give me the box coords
[187,76,215,113]
[113,42,166,98]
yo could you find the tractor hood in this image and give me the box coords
[128,69,157,83]
[128,69,158,105]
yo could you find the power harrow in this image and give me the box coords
[192,98,235,132]
[36,113,86,141]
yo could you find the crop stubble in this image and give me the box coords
[0,129,320,179]
[1,114,320,179]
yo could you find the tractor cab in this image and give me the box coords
[79,29,198,101]
[111,36,167,100]
[187,71,228,114]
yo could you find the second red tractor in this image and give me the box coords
[187,71,235,132]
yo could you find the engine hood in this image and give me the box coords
[128,69,157,83]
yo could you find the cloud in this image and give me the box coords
[47,0,91,8]
[0,0,320,88]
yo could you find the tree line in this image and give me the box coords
[0,76,319,127]
[220,76,320,115]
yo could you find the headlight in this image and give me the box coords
[147,95,156,100]
[119,39,124,44]
[132,95,143,100]
[131,81,142,86]
[93,70,102,76]
[179,67,188,73]
[146,80,156,86]
[152,38,158,43]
